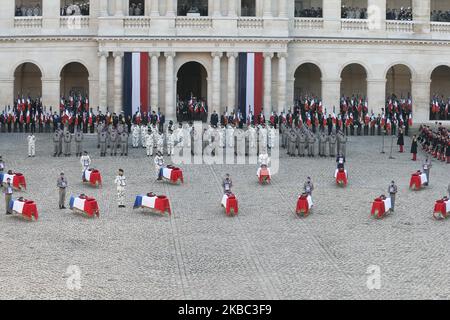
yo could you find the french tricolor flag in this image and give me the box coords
[123,52,149,117]
[238,52,263,121]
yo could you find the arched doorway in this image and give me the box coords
[14,62,42,102]
[294,63,322,101]
[60,62,89,111]
[430,65,450,120]
[340,64,367,97]
[176,61,208,122]
[385,64,412,119]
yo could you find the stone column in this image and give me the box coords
[227,52,238,112]
[0,78,14,107]
[278,0,287,18]
[263,52,273,117]
[113,52,123,114]
[413,0,431,33]
[166,0,175,16]
[98,51,108,112]
[213,0,221,16]
[228,0,237,17]
[99,0,108,16]
[150,0,160,16]
[321,78,341,113]
[212,52,223,112]
[263,0,272,17]
[323,0,341,31]
[164,52,176,121]
[368,0,386,31]
[88,77,98,110]
[277,52,287,113]
[115,0,123,16]
[367,79,386,115]
[150,52,160,110]
[411,78,431,124]
[42,78,60,109]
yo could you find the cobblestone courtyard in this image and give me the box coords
[0,132,449,300]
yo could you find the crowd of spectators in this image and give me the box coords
[386,7,413,21]
[431,10,450,22]
[15,3,41,17]
[341,6,368,19]
[60,2,90,16]
[177,2,208,16]
[295,7,323,18]
[129,1,144,16]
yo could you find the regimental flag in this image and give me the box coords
[123,52,149,117]
[238,52,263,121]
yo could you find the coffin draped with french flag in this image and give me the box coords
[123,52,149,117]
[409,172,427,190]
[9,199,38,220]
[133,194,171,215]
[162,166,184,184]
[296,194,313,215]
[0,172,26,190]
[221,193,239,216]
[433,199,450,219]
[238,52,264,121]
[371,197,392,218]
[82,169,102,187]
[69,196,100,217]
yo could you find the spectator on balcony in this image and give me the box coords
[295,7,323,18]
[387,7,412,21]
[129,2,144,16]
[342,6,367,19]
[33,4,41,17]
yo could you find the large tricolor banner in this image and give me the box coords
[123,52,149,116]
[238,52,263,120]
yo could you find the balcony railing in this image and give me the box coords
[123,16,151,29]
[60,16,90,29]
[431,21,450,33]
[341,18,368,31]
[294,18,324,30]
[386,20,415,33]
[175,16,212,28]
[14,16,42,28]
[238,17,264,29]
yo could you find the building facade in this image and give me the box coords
[1,0,450,123]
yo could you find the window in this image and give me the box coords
[177,0,208,16]
[431,0,450,22]
[386,0,412,21]
[128,0,144,16]
[341,0,368,19]
[60,1,90,16]
[294,0,323,18]
[241,0,256,17]
[15,0,42,17]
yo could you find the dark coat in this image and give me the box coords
[397,132,404,146]
[410,139,418,154]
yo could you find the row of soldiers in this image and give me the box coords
[418,124,450,163]
[283,126,348,158]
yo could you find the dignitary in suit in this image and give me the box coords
[388,181,398,212]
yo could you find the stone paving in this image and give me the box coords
[0,132,449,300]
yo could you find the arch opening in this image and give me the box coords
[430,65,450,120]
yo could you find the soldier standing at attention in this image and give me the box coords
[53,129,60,157]
[80,151,91,172]
[120,130,129,156]
[63,129,72,156]
[58,129,63,157]
[329,131,337,157]
[318,130,327,157]
[308,132,316,157]
[388,180,398,212]
[57,172,68,209]
[97,122,104,148]
[303,177,314,196]
[114,169,127,208]
[27,132,36,157]
[297,129,306,157]
[110,128,118,156]
[75,129,83,157]
[3,178,13,215]
[340,131,348,157]
[99,129,107,157]
[422,156,432,186]
[145,128,154,157]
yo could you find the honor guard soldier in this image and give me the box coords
[154,151,164,180]
[99,130,107,157]
[297,129,306,157]
[140,125,147,148]
[308,132,316,157]
[57,172,68,209]
[110,128,119,156]
[288,129,297,156]
[3,178,13,215]
[132,124,140,148]
[303,177,314,196]
[80,151,91,172]
[63,129,72,157]
[119,130,129,156]
[156,130,164,155]
[145,128,154,157]
[388,181,398,212]
[114,169,127,208]
[27,132,36,157]
[53,129,60,157]
[336,153,346,170]
[339,131,348,157]
[75,129,83,157]
[329,132,337,157]
[167,128,175,156]
[97,122,104,148]
[318,131,328,157]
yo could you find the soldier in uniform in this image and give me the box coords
[114,169,127,208]
[388,180,398,212]
[259,124,268,155]
[308,132,316,157]
[297,129,306,157]
[154,151,164,180]
[145,128,154,157]
[288,129,297,156]
[58,129,64,156]
[27,132,36,157]
[318,130,328,157]
[75,129,83,157]
[63,129,72,157]
[340,131,348,157]
[140,124,147,149]
[156,130,164,155]
[99,129,107,157]
[303,177,314,196]
[120,130,129,156]
[53,129,60,157]
[110,128,119,156]
[97,122,104,148]
[222,174,233,194]
[132,124,140,148]
[329,131,337,157]
[422,156,432,186]
[167,128,175,156]
[57,172,68,209]
[3,178,13,215]
[80,151,91,172]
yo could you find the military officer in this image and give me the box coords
[56,172,68,209]
[145,128,154,157]
[297,129,307,157]
[388,180,398,212]
[308,132,316,157]
[3,178,13,215]
[259,124,268,155]
[97,122,104,148]
[75,129,83,157]
[120,130,129,156]
[99,129,107,157]
[318,130,328,157]
[329,131,337,157]
[114,169,127,208]
[63,129,72,157]
[167,128,175,156]
[140,124,147,148]
[154,151,164,180]
[110,128,119,156]
[53,129,60,157]
[288,129,297,156]
[156,130,164,155]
